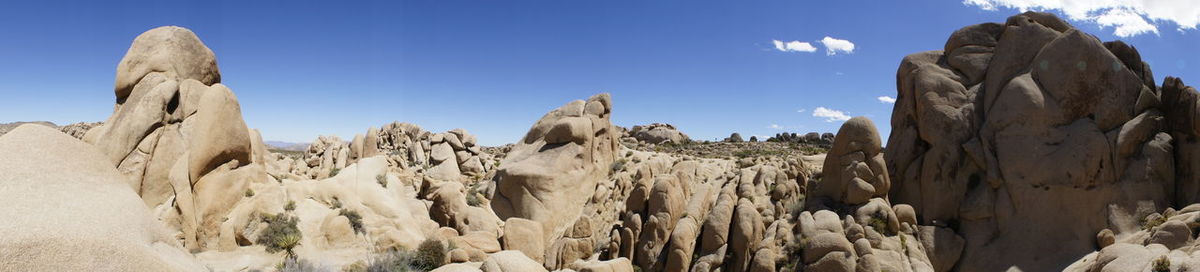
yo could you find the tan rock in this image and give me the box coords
[809,117,887,208]
[480,250,548,272]
[492,94,619,252]
[502,217,546,263]
[114,26,219,102]
[0,125,205,271]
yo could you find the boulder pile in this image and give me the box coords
[286,123,497,182]
[628,123,690,144]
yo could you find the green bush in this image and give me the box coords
[413,239,447,270]
[331,198,343,209]
[257,213,302,255]
[376,174,388,188]
[244,188,255,197]
[363,249,420,272]
[1153,255,1171,272]
[465,192,482,207]
[284,200,296,211]
[610,158,627,173]
[340,209,364,234]
[330,168,341,177]
[868,216,890,235]
[1143,215,1167,231]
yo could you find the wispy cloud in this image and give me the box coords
[963,0,1200,37]
[819,36,855,55]
[796,108,807,113]
[768,124,785,130]
[878,96,897,103]
[772,40,818,52]
[813,107,851,122]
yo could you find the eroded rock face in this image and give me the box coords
[808,116,889,208]
[491,93,620,256]
[82,26,267,251]
[629,123,690,144]
[886,12,1180,270]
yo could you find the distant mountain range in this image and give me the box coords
[265,141,309,151]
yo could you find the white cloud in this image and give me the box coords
[818,36,855,55]
[963,0,1200,37]
[813,107,851,122]
[772,40,818,52]
[796,108,807,113]
[878,96,897,103]
[768,124,785,130]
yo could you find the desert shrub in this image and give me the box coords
[610,158,627,173]
[465,192,482,207]
[340,209,364,234]
[278,256,325,272]
[245,188,255,197]
[1143,215,1168,231]
[868,215,890,235]
[786,200,805,220]
[284,200,296,211]
[1154,255,1171,272]
[258,213,302,255]
[465,183,484,207]
[413,239,447,270]
[331,197,343,209]
[363,249,420,272]
[376,174,387,188]
[330,168,341,177]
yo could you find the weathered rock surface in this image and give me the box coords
[0,125,205,271]
[491,93,620,256]
[886,11,1193,271]
[79,26,268,252]
[629,123,690,144]
[808,116,889,208]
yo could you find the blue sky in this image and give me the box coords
[1,1,1197,146]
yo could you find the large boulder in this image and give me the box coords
[83,26,265,251]
[808,116,889,208]
[491,93,620,254]
[0,125,205,271]
[629,123,690,144]
[885,12,1179,270]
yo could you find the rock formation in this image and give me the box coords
[22,12,1200,271]
[80,26,269,251]
[628,123,690,144]
[289,123,496,182]
[0,125,205,271]
[808,116,889,208]
[886,11,1187,270]
[490,93,620,260]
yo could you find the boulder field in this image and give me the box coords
[4,11,1200,272]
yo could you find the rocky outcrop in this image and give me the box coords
[886,12,1185,270]
[291,123,495,182]
[80,26,267,251]
[490,93,620,258]
[808,116,889,208]
[1066,204,1200,271]
[0,124,205,271]
[788,118,937,272]
[725,133,745,142]
[628,123,689,144]
[767,132,835,147]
